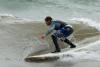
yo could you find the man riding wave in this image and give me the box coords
[41,16,76,53]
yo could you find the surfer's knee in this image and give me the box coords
[51,34,58,39]
[51,34,55,38]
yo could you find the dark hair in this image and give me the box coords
[45,16,52,21]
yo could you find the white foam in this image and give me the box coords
[55,40,100,65]
[70,18,100,31]
[0,15,34,24]
[0,14,15,17]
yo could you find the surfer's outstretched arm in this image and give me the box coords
[45,24,55,36]
[41,23,55,39]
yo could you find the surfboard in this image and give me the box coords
[24,48,77,62]
[24,53,60,62]
[24,44,78,62]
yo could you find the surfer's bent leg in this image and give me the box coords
[51,34,61,53]
[61,26,76,48]
[64,39,76,48]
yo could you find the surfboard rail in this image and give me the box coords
[24,53,60,62]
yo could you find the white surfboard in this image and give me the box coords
[24,46,79,62]
[24,53,60,62]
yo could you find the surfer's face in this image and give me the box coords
[45,21,51,26]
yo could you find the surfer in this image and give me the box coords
[41,16,76,53]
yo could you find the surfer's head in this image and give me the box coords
[45,16,52,26]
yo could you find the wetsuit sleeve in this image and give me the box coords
[45,24,55,36]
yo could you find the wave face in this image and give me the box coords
[0,0,100,21]
[0,15,100,67]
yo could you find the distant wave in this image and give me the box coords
[0,0,100,21]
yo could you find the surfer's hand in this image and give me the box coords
[41,34,46,39]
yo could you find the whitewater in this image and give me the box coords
[0,15,100,67]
